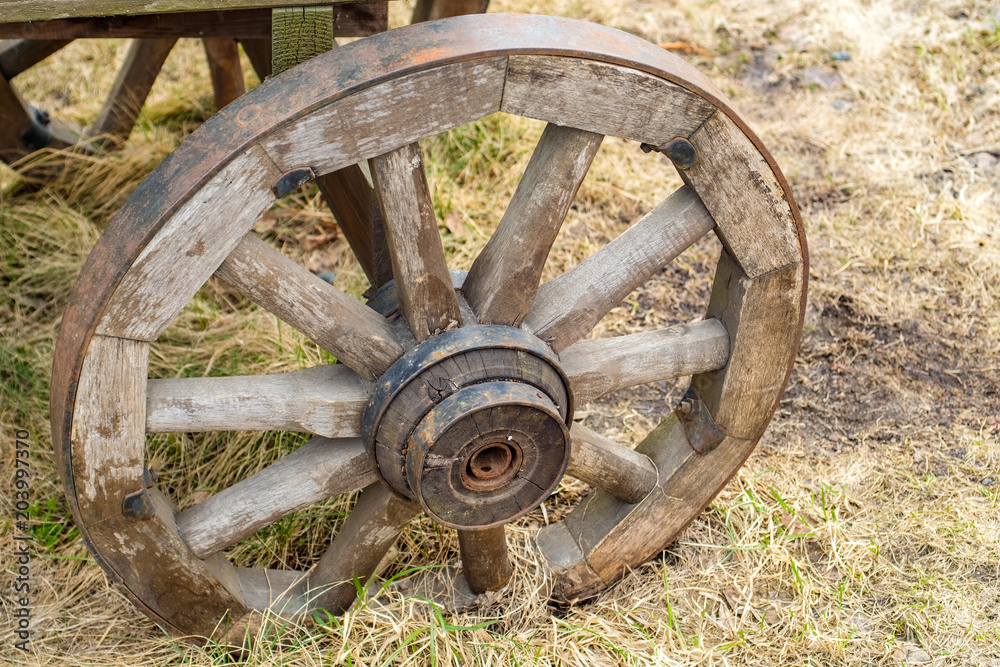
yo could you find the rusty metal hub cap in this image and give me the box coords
[362,326,573,529]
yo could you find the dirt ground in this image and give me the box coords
[1,0,998,665]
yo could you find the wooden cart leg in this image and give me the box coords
[0,75,37,163]
[0,79,77,164]
[238,38,272,81]
[271,6,392,288]
[202,38,245,110]
[88,38,176,146]
[412,0,489,23]
[0,39,73,79]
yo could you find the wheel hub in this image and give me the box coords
[362,326,573,529]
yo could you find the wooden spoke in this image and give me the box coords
[89,38,176,145]
[145,364,368,437]
[0,39,72,79]
[560,319,730,405]
[307,483,420,614]
[176,437,377,559]
[523,185,716,353]
[202,38,245,110]
[371,142,463,341]
[316,165,393,290]
[566,423,657,504]
[458,526,512,594]
[463,124,603,326]
[216,233,404,380]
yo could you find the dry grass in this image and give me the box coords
[2,0,998,665]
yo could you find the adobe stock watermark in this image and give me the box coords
[11,429,32,652]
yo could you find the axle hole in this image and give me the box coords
[468,444,513,480]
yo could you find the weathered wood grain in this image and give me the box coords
[0,1,369,24]
[560,319,730,405]
[69,335,148,526]
[535,520,604,603]
[523,185,716,352]
[95,145,281,341]
[271,6,333,76]
[563,416,695,586]
[681,112,802,278]
[202,38,245,110]
[260,57,506,175]
[86,487,248,640]
[216,233,403,380]
[146,363,368,437]
[307,483,420,613]
[235,567,308,614]
[177,437,377,558]
[566,423,656,504]
[463,124,603,326]
[690,252,804,439]
[0,6,385,39]
[88,38,176,144]
[0,39,70,78]
[458,526,512,594]
[371,141,463,341]
[502,55,716,145]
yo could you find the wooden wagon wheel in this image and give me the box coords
[51,13,807,641]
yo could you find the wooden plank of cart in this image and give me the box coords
[7,0,807,646]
